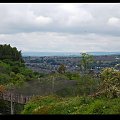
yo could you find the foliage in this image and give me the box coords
[0,60,11,74]
[0,44,120,114]
[80,53,94,74]
[20,67,35,81]
[0,44,37,88]
[0,44,24,62]
[0,99,24,114]
[22,95,62,114]
[99,67,120,98]
[0,100,10,114]
[65,72,80,80]
[57,64,66,74]
[10,73,25,87]
[22,95,120,114]
[77,74,100,96]
[0,73,10,84]
[74,97,120,114]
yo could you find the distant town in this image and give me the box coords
[23,54,120,74]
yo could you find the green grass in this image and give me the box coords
[22,95,120,114]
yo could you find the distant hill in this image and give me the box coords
[22,52,120,57]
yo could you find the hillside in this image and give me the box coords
[0,44,120,114]
[0,44,38,89]
[22,95,120,114]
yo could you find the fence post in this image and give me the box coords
[18,94,19,103]
[10,93,14,114]
[21,94,23,104]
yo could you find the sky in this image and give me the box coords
[0,3,120,53]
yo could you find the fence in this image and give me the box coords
[0,91,33,104]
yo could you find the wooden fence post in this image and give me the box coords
[10,93,14,115]
[21,94,23,104]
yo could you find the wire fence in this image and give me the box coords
[0,91,33,104]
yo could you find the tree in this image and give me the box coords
[80,53,94,74]
[20,68,35,81]
[10,73,25,88]
[57,64,66,74]
[0,44,24,62]
[98,67,120,98]
[77,74,99,96]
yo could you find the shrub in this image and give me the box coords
[22,95,62,114]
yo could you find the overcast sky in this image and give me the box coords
[0,3,120,52]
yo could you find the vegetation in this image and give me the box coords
[57,64,66,74]
[0,99,24,114]
[0,44,43,114]
[98,67,120,98]
[80,53,94,74]
[21,66,120,114]
[0,44,23,62]
[65,72,80,80]
[0,85,6,93]
[0,44,120,114]
[0,44,39,89]
[21,52,120,114]
[22,95,120,114]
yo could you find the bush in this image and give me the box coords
[99,68,120,98]
[0,60,11,74]
[0,73,10,84]
[65,72,80,80]
[22,95,62,114]
[77,74,100,96]
[22,95,120,114]
[75,98,120,114]
[86,99,106,114]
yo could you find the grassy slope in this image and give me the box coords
[22,95,120,114]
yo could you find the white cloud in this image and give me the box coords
[0,3,120,52]
[55,4,94,27]
[0,4,53,33]
[107,17,120,27]
[35,16,52,25]
[0,32,120,52]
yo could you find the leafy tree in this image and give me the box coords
[0,73,10,84]
[58,64,66,74]
[20,68,35,81]
[0,44,24,62]
[0,60,11,74]
[77,74,99,96]
[98,68,120,98]
[9,73,25,87]
[11,66,20,74]
[80,53,94,74]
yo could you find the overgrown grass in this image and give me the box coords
[22,95,120,114]
[21,95,62,114]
